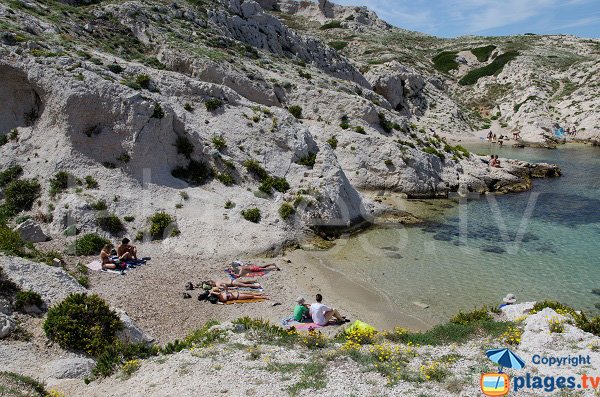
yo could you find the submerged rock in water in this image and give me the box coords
[385,253,403,259]
[481,245,506,254]
[380,246,399,252]
[592,289,600,296]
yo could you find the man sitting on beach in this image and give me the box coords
[117,238,138,260]
[309,294,348,326]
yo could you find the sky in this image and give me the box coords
[332,0,600,38]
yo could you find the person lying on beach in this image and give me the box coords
[227,263,280,278]
[309,294,349,326]
[199,288,268,303]
[100,244,126,270]
[201,279,262,290]
[117,237,138,260]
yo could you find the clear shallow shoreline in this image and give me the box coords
[296,144,600,329]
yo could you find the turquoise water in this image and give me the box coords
[319,144,600,327]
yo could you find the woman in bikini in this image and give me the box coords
[227,263,280,278]
[202,279,262,289]
[198,288,268,303]
[100,244,126,271]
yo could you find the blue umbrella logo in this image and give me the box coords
[486,348,526,372]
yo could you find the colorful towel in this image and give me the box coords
[225,269,266,280]
[281,316,325,330]
[223,298,266,305]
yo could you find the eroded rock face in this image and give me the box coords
[0,64,42,134]
[365,61,428,116]
[210,0,370,87]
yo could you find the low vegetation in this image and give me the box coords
[43,293,123,356]
[288,105,303,119]
[432,51,458,73]
[67,233,110,256]
[149,212,175,239]
[459,51,519,86]
[241,208,261,223]
[278,202,295,220]
[96,214,125,235]
[204,98,223,111]
[15,290,44,313]
[471,45,496,62]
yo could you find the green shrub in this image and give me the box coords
[386,320,512,346]
[97,214,125,235]
[43,293,123,356]
[432,51,458,73]
[384,159,393,167]
[68,233,110,256]
[4,179,40,212]
[354,126,366,134]
[327,136,338,149]
[378,112,397,133]
[123,215,135,222]
[0,134,8,146]
[49,171,74,196]
[459,51,519,86]
[423,147,445,160]
[216,172,235,186]
[174,136,194,159]
[232,317,298,346]
[329,41,348,51]
[204,98,223,111]
[340,115,350,129]
[212,136,227,151]
[15,290,44,313]
[184,103,193,112]
[296,153,316,168]
[259,176,290,194]
[471,45,497,62]
[107,64,123,74]
[298,70,312,80]
[0,165,23,187]
[151,103,164,119]
[171,160,212,185]
[150,212,174,239]
[224,200,235,209]
[288,105,303,119]
[102,162,116,169]
[141,56,166,70]
[450,307,492,325]
[85,175,98,189]
[135,74,151,89]
[320,20,343,30]
[93,340,158,378]
[279,203,295,220]
[0,222,27,256]
[243,159,269,181]
[90,199,108,211]
[117,152,130,163]
[241,208,261,223]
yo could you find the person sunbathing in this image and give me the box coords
[117,237,137,260]
[227,263,280,278]
[199,288,268,303]
[100,244,126,271]
[201,279,262,289]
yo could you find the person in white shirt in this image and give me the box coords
[309,294,348,326]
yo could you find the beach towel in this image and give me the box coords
[101,269,127,275]
[281,316,325,330]
[223,298,266,305]
[225,269,266,279]
[87,260,102,271]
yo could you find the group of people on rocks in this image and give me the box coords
[489,155,502,168]
[565,126,578,136]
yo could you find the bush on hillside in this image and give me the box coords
[171,160,212,185]
[4,179,40,212]
[68,233,110,256]
[49,171,74,196]
[97,214,125,235]
[296,152,317,168]
[432,51,459,73]
[471,45,497,62]
[241,208,261,223]
[242,159,269,181]
[288,105,303,119]
[15,290,44,313]
[279,203,295,220]
[459,51,519,86]
[204,98,223,111]
[43,293,123,356]
[150,212,174,239]
[450,307,492,325]
[174,136,194,159]
[0,165,23,188]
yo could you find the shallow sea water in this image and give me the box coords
[316,144,600,326]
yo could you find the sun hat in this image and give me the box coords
[296,296,305,304]
[503,293,517,304]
